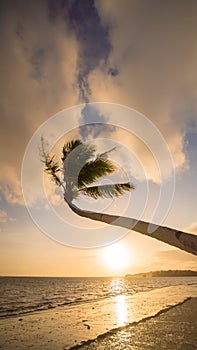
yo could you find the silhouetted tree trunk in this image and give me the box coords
[68,201,197,256]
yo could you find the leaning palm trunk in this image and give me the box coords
[41,138,197,257]
[68,201,197,256]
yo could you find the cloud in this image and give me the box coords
[0,0,120,205]
[0,0,78,204]
[0,165,24,205]
[88,0,197,181]
[1,0,197,206]
[79,104,116,140]
[0,209,15,223]
[65,0,111,102]
[0,210,8,223]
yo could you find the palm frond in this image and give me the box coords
[41,137,136,201]
[79,182,135,199]
[62,140,82,160]
[78,158,116,188]
[96,146,117,159]
[44,155,61,186]
[62,140,95,162]
[63,141,97,184]
[40,137,62,186]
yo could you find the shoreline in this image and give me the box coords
[73,297,197,350]
[0,285,196,349]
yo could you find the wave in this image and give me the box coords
[0,276,196,319]
[0,293,132,319]
[0,284,196,350]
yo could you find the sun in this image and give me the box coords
[101,242,131,273]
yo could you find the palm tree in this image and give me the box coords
[41,138,197,256]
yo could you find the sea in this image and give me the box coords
[0,276,197,349]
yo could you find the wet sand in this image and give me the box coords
[74,298,197,350]
[0,286,196,350]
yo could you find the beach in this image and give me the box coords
[0,283,196,350]
[73,297,197,350]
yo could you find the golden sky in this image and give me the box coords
[0,0,197,276]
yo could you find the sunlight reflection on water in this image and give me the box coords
[116,294,128,326]
[110,278,127,295]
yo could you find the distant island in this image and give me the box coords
[125,270,197,278]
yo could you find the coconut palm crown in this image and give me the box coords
[41,138,197,256]
[41,138,135,204]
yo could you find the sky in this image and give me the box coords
[0,0,197,276]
